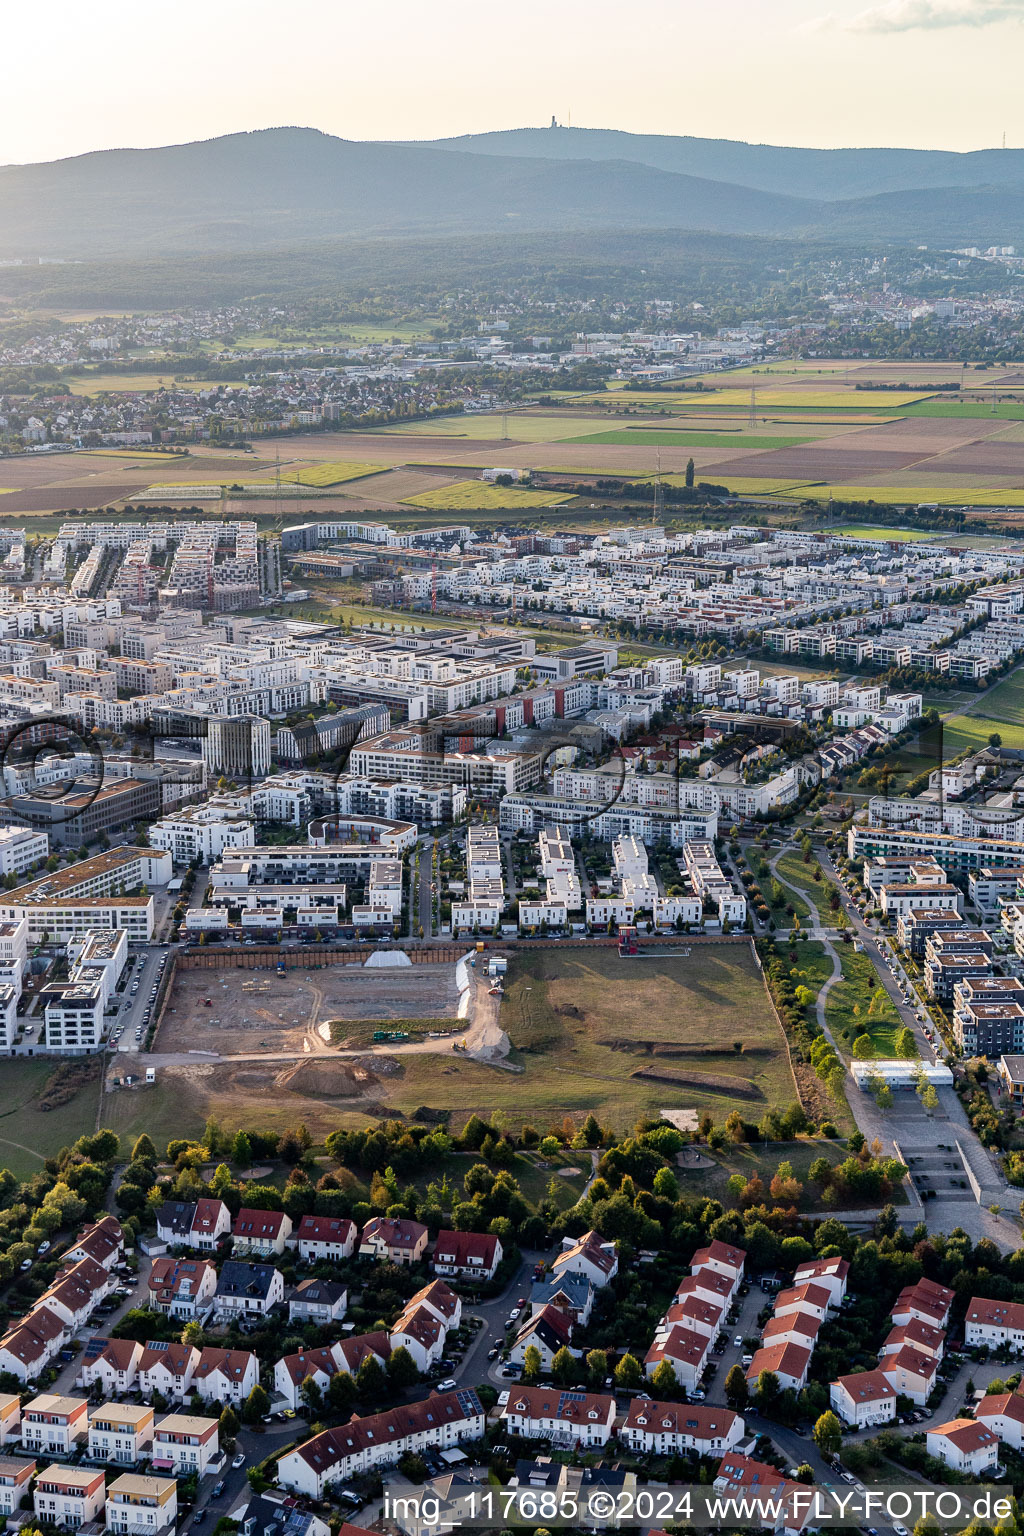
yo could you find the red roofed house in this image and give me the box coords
[744,1343,812,1392]
[976,1390,1024,1451]
[773,1283,831,1324]
[389,1304,445,1373]
[148,1258,217,1322]
[277,1389,485,1497]
[137,1342,200,1403]
[509,1305,573,1371]
[360,1216,428,1266]
[551,1231,618,1289]
[644,1326,709,1391]
[0,1306,66,1382]
[713,1454,807,1536]
[926,1418,999,1475]
[691,1240,746,1287]
[880,1318,945,1360]
[622,1398,744,1457]
[892,1280,953,1330]
[792,1257,849,1308]
[502,1385,616,1447]
[678,1269,735,1311]
[190,1348,259,1407]
[965,1297,1024,1351]
[191,1198,232,1250]
[662,1295,724,1345]
[63,1214,124,1270]
[233,1208,292,1257]
[761,1310,822,1353]
[432,1230,503,1282]
[77,1337,143,1396]
[295,1215,357,1263]
[830,1371,897,1429]
[880,1345,939,1405]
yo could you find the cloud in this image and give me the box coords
[806,0,1024,31]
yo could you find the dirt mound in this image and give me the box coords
[631,1066,763,1100]
[277,1059,371,1099]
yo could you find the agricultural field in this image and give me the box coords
[250,460,387,486]
[402,480,574,510]
[489,943,799,1128]
[65,373,243,395]
[782,484,1024,505]
[565,430,817,449]
[375,413,610,442]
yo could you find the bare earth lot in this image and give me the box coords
[155,963,460,1057]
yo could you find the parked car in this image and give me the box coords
[437,1378,457,1391]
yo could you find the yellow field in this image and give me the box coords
[776,484,1024,505]
[251,460,386,487]
[402,480,574,510]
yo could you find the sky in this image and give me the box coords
[4,0,1024,165]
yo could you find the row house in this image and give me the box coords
[78,1337,144,1395]
[550,1230,619,1290]
[274,1332,392,1410]
[214,1261,284,1320]
[621,1398,744,1458]
[501,1386,616,1448]
[289,1278,348,1326]
[191,1347,260,1407]
[234,1207,292,1257]
[138,1341,200,1401]
[277,1389,485,1497]
[926,1419,1000,1476]
[744,1341,812,1393]
[829,1370,897,1429]
[508,1305,573,1371]
[528,1275,595,1328]
[0,1458,34,1521]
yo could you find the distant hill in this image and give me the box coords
[2,125,1024,259]
[419,124,1024,202]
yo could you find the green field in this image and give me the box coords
[471,944,800,1129]
[941,712,1024,756]
[833,525,936,541]
[402,480,573,510]
[774,850,826,919]
[825,949,906,1059]
[900,401,1024,420]
[960,671,1024,726]
[0,1061,103,1181]
[783,485,1024,506]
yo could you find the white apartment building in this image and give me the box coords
[0,826,48,877]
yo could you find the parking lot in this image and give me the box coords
[110,945,171,1053]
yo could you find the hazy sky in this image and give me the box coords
[5,0,1024,165]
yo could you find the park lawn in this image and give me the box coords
[402,481,573,510]
[675,1138,849,1211]
[775,851,826,918]
[941,713,1024,757]
[963,670,1024,725]
[826,949,907,1059]
[0,1061,103,1181]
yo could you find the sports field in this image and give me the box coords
[402,480,574,510]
